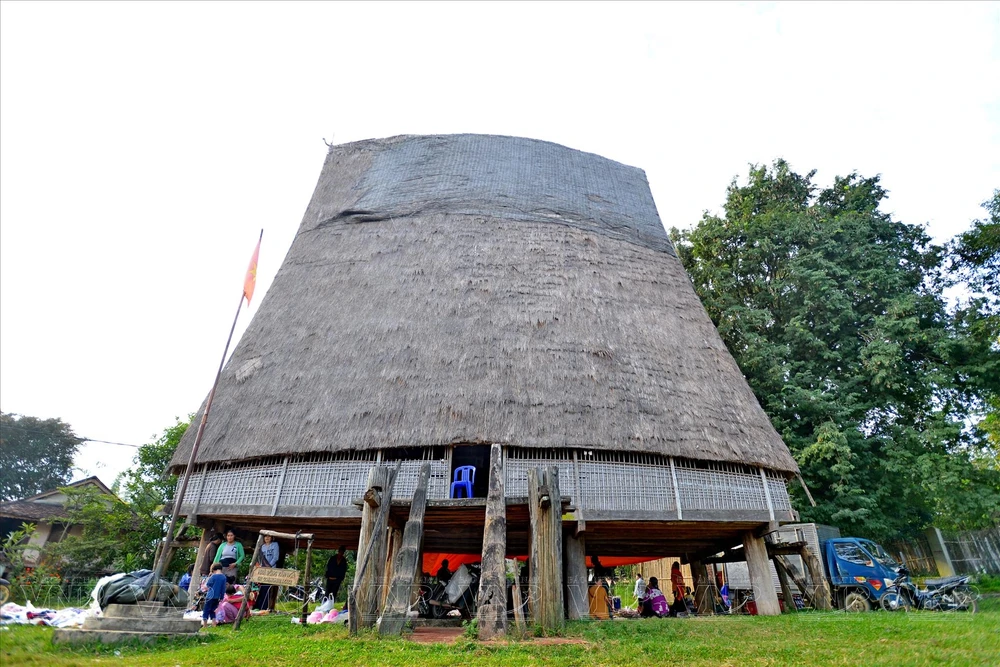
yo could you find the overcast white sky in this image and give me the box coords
[2,1,998,490]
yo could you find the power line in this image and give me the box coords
[0,424,141,448]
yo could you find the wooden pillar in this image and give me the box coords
[800,545,832,610]
[773,556,797,613]
[691,560,714,616]
[232,532,265,631]
[528,466,564,633]
[350,463,398,633]
[188,528,210,602]
[477,444,508,640]
[564,533,588,620]
[742,530,780,616]
[379,463,431,636]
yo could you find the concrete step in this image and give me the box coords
[53,628,201,645]
[83,616,200,633]
[104,603,186,619]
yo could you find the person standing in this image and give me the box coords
[325,545,349,602]
[669,562,687,617]
[214,530,245,583]
[200,534,224,577]
[633,573,646,605]
[254,534,280,610]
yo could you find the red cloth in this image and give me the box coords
[243,235,261,304]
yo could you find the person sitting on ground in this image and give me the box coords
[202,563,227,628]
[436,559,452,585]
[588,576,611,619]
[215,584,246,625]
[668,562,687,617]
[640,576,669,618]
[214,530,245,583]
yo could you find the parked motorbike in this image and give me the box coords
[880,566,977,613]
[416,564,480,620]
[286,578,326,604]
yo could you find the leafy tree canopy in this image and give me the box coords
[671,162,1000,539]
[0,413,83,501]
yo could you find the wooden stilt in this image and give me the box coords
[301,536,314,625]
[800,545,832,610]
[691,560,714,615]
[742,530,780,616]
[382,525,403,609]
[564,533,588,620]
[350,463,399,633]
[528,466,564,633]
[232,533,264,631]
[477,444,508,640]
[188,528,210,602]
[773,556,797,613]
[379,463,431,636]
[511,570,526,633]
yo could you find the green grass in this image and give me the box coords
[2,599,998,666]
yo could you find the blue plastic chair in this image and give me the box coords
[450,466,476,498]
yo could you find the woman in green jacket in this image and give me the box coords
[214,530,245,583]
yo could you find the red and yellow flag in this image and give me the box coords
[243,233,262,304]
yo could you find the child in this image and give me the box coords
[202,563,227,628]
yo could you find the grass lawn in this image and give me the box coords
[2,599,998,667]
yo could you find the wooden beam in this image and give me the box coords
[800,544,832,610]
[564,533,588,620]
[232,532,265,631]
[379,463,431,636]
[773,555,797,614]
[477,444,508,640]
[742,530,780,616]
[528,466,564,633]
[774,555,814,608]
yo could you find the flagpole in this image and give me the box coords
[149,230,262,597]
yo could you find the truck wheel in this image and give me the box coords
[843,591,870,613]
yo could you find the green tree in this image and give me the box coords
[949,191,1000,466]
[42,417,192,577]
[671,162,1000,538]
[0,413,83,501]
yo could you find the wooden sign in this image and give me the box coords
[249,566,300,587]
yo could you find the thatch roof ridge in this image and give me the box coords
[169,134,798,474]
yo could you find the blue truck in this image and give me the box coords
[724,523,905,611]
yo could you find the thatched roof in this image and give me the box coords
[170,134,799,474]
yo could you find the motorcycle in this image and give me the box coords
[880,566,977,613]
[286,578,326,604]
[416,564,480,620]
